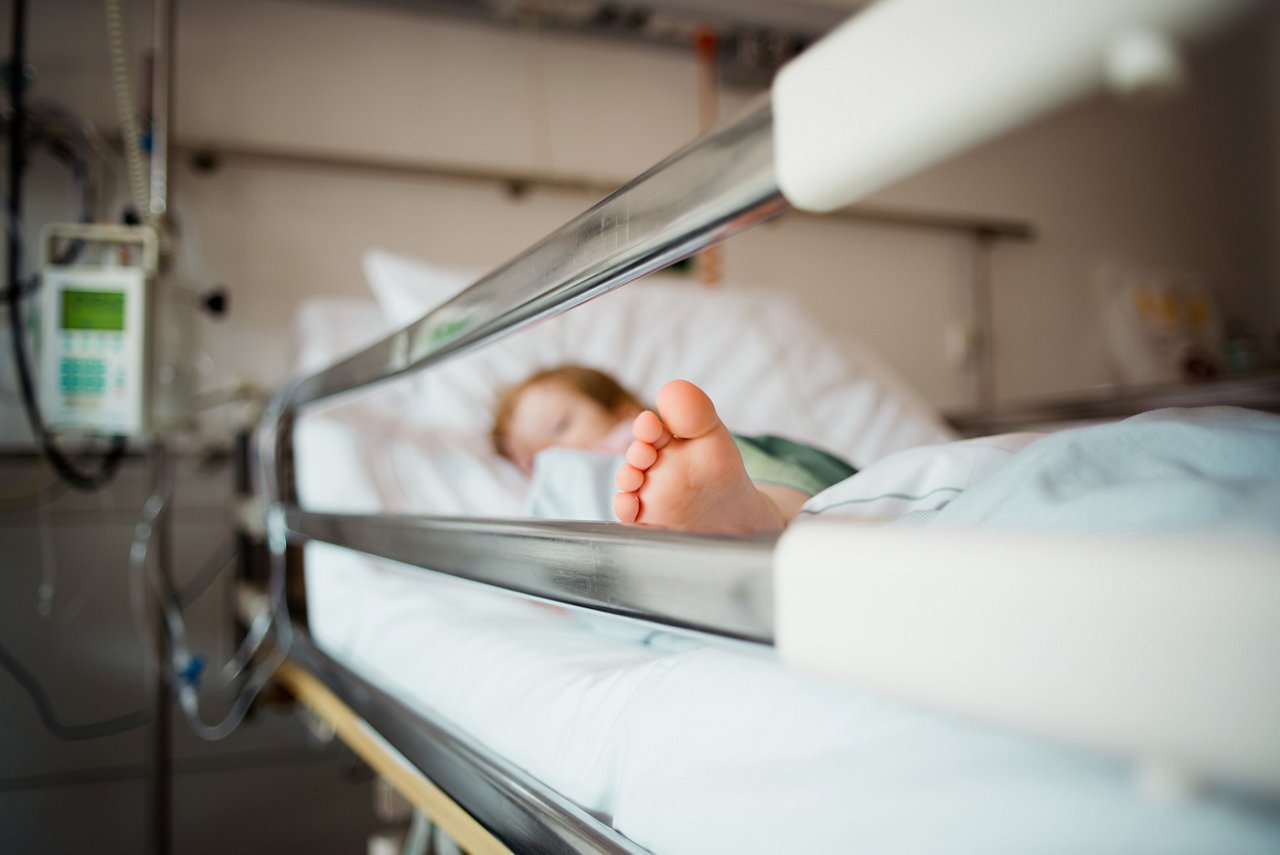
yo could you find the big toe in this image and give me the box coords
[655,380,722,439]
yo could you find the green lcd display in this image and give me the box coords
[61,289,125,332]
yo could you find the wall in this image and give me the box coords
[5,0,1275,425]
[873,11,1280,403]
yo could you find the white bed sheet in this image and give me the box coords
[306,545,1280,854]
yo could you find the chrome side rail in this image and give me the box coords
[289,100,784,410]
[288,509,778,644]
[948,374,1280,436]
[252,100,784,671]
[286,629,652,854]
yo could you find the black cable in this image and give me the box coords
[0,1,147,744]
[4,0,26,318]
[5,271,129,489]
[0,634,150,741]
[5,0,127,492]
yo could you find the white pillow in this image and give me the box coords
[293,297,390,376]
[363,249,955,471]
[363,250,479,334]
[291,290,527,517]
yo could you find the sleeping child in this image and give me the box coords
[492,365,855,534]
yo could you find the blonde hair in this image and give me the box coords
[492,364,642,460]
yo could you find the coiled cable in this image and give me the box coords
[103,0,151,226]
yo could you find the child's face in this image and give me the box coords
[502,379,632,474]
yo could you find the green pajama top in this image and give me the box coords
[732,435,856,497]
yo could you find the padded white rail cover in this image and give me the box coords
[772,0,1256,212]
[775,521,1280,795]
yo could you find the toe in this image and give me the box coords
[613,491,640,523]
[626,440,658,470]
[615,464,645,492]
[656,380,721,439]
[632,411,671,448]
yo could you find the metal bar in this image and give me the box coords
[176,138,1035,240]
[946,373,1280,436]
[287,510,777,644]
[284,630,652,855]
[971,231,997,411]
[145,444,173,855]
[820,204,1033,240]
[287,100,784,409]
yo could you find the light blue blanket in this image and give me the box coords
[925,407,1280,535]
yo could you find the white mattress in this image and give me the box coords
[306,545,1280,855]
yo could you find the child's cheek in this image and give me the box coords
[592,420,635,455]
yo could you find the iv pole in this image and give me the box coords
[144,0,174,852]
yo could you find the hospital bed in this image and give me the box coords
[238,1,1280,851]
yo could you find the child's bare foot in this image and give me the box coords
[612,380,787,534]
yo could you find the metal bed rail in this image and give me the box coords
[289,511,778,644]
[283,627,651,855]
[256,96,794,645]
[238,90,821,855]
[244,93,795,854]
[252,0,1270,648]
[947,373,1280,436]
[257,0,1266,635]
[288,99,783,410]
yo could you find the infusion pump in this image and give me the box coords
[39,224,157,437]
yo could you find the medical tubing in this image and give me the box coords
[126,491,160,684]
[132,457,267,693]
[177,642,288,741]
[36,499,55,617]
[0,471,67,513]
[178,501,297,742]
[170,572,278,736]
[5,0,128,492]
[128,479,287,741]
[171,551,292,740]
[174,537,237,609]
[130,389,299,741]
[0,634,150,740]
[56,488,118,627]
[130,489,199,687]
[188,463,284,689]
[130,492,187,665]
[122,346,296,744]
[195,383,301,690]
[204,604,273,691]
[1,436,149,745]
